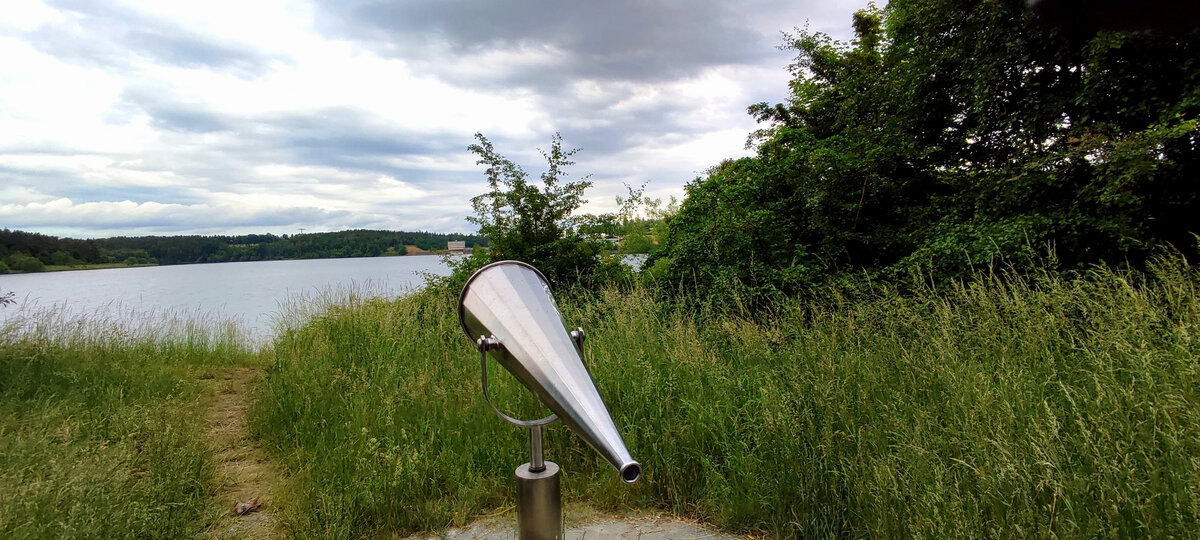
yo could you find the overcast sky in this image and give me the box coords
[0,0,860,238]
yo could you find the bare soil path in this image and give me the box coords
[201,367,284,539]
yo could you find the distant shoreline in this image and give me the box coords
[42,262,159,273]
[0,228,484,276]
[2,253,457,276]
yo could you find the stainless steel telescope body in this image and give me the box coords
[459,261,641,483]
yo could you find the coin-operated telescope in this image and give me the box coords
[459,261,640,539]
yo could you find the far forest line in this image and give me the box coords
[0,229,485,273]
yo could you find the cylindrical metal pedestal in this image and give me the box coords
[515,461,561,540]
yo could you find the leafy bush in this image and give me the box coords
[436,133,629,290]
[657,1,1200,307]
[6,253,45,273]
[48,250,76,266]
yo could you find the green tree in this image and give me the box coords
[613,183,668,254]
[619,227,655,254]
[7,253,45,273]
[49,250,75,266]
[458,132,624,287]
[659,0,1200,307]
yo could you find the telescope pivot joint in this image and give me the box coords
[476,335,502,353]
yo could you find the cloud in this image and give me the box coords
[316,0,766,86]
[0,0,862,238]
[304,0,849,171]
[116,88,232,134]
[103,87,475,184]
[0,198,349,234]
[313,0,859,88]
[23,0,282,77]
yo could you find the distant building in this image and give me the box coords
[447,241,467,254]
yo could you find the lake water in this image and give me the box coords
[0,256,453,343]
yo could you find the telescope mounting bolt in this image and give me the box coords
[570,327,585,351]
[477,335,502,353]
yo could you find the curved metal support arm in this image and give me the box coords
[477,336,557,428]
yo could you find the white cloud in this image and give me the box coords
[0,0,861,237]
[0,0,64,33]
[2,197,207,226]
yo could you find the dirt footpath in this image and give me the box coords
[201,367,284,539]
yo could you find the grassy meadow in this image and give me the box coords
[1,256,1197,537]
[250,255,1200,538]
[0,308,259,538]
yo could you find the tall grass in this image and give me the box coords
[0,307,258,538]
[253,256,1200,538]
[2,302,252,356]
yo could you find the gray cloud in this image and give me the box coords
[24,0,281,77]
[110,89,468,183]
[150,108,231,134]
[0,0,861,238]
[267,109,460,161]
[2,201,352,234]
[2,177,208,207]
[314,0,769,86]
[306,0,832,170]
[122,30,271,74]
[224,109,472,183]
[118,91,232,134]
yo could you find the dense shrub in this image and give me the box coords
[432,133,630,293]
[6,253,45,273]
[657,1,1200,308]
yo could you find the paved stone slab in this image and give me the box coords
[406,516,741,539]
[567,517,738,539]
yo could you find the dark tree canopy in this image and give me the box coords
[657,0,1200,307]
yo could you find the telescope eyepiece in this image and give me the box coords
[621,462,641,484]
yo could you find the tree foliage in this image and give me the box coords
[658,0,1200,307]
[0,228,483,272]
[460,132,625,287]
[95,230,483,264]
[6,253,45,273]
[613,183,678,255]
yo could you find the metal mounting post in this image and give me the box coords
[529,425,545,472]
[516,423,560,539]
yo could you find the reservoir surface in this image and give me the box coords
[0,256,452,343]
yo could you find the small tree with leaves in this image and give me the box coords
[456,132,624,288]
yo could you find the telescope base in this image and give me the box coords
[515,461,561,540]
